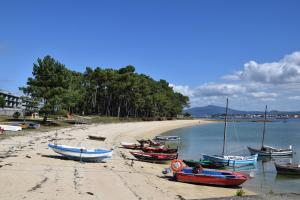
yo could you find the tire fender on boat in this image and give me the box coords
[171,159,185,172]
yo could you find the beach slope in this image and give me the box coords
[0,120,253,200]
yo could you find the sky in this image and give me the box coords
[1,0,300,111]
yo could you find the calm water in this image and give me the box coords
[163,120,300,194]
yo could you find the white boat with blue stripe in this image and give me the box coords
[48,143,113,162]
[203,99,257,167]
[202,154,258,166]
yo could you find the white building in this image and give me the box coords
[0,89,22,116]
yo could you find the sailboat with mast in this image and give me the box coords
[203,98,258,167]
[247,105,293,156]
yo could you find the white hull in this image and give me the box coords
[248,146,293,156]
[120,142,137,146]
[0,125,22,131]
[203,154,257,166]
[48,144,113,162]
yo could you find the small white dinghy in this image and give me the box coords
[48,143,113,162]
[0,124,22,131]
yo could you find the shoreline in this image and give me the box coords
[0,119,255,200]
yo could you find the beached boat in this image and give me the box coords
[137,139,161,147]
[247,106,293,157]
[88,135,106,141]
[130,152,178,161]
[28,122,40,129]
[275,163,300,175]
[120,142,142,149]
[153,135,180,142]
[203,99,257,167]
[141,146,178,153]
[174,167,248,186]
[48,143,113,162]
[183,159,226,169]
[0,124,22,131]
[11,122,40,129]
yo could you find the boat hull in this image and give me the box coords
[130,152,178,162]
[0,125,22,131]
[248,146,293,156]
[141,146,178,153]
[183,159,226,169]
[48,144,113,162]
[175,168,247,186]
[153,135,180,141]
[120,142,141,149]
[202,154,257,166]
[137,139,161,146]
[88,135,106,141]
[275,163,300,175]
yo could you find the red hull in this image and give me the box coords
[137,139,162,147]
[130,152,178,161]
[121,144,141,149]
[141,146,178,153]
[175,170,247,186]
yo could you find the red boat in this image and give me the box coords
[137,139,162,147]
[130,152,178,161]
[121,140,163,150]
[174,167,247,186]
[170,160,247,187]
[141,146,178,153]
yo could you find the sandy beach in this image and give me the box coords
[0,120,254,200]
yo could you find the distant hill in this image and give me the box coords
[185,105,300,117]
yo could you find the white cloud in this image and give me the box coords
[249,92,278,98]
[194,83,246,97]
[174,51,300,110]
[221,71,242,81]
[260,98,276,101]
[170,84,194,96]
[224,51,300,84]
[288,96,300,100]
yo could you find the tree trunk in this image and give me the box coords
[43,114,48,123]
[117,104,121,118]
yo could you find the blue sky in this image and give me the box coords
[1,0,300,110]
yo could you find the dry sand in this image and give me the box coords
[0,120,254,200]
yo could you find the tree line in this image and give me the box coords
[20,56,189,121]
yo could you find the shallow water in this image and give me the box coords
[163,120,300,194]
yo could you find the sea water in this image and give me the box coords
[163,120,300,194]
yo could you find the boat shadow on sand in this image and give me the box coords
[126,157,172,165]
[41,154,108,163]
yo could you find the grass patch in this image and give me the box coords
[236,189,246,196]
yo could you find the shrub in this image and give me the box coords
[13,111,21,119]
[56,109,69,117]
[236,189,245,196]
[0,96,5,108]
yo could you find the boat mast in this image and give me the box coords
[261,105,267,149]
[222,98,228,157]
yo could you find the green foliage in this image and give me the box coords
[13,111,21,119]
[56,109,68,116]
[0,96,5,108]
[183,112,191,117]
[20,96,40,115]
[269,189,274,194]
[20,56,85,121]
[236,189,246,196]
[21,56,189,119]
